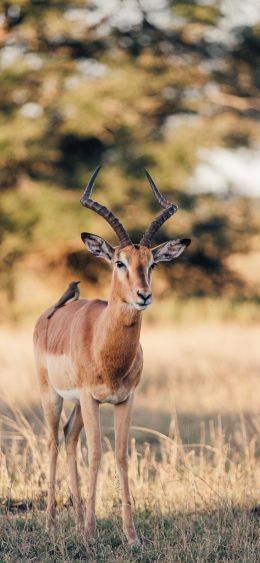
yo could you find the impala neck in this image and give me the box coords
[108,280,141,327]
[95,278,142,383]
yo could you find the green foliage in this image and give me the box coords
[174,3,219,25]
[0,0,259,312]
[0,195,39,301]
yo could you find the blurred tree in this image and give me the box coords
[0,200,39,303]
[0,0,259,307]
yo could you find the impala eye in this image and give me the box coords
[116,261,126,269]
[150,263,156,270]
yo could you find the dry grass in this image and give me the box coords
[0,323,260,561]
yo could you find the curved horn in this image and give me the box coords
[80,166,132,248]
[140,169,178,248]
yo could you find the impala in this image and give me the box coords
[33,167,191,545]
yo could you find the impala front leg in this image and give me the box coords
[114,393,139,545]
[80,390,101,540]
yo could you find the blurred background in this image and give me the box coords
[0,2,260,540]
[0,0,260,324]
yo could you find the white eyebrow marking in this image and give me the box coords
[118,253,129,267]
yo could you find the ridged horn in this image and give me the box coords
[80,166,132,248]
[140,169,178,247]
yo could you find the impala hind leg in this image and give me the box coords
[41,386,63,531]
[63,403,84,526]
[114,393,139,545]
[80,391,101,541]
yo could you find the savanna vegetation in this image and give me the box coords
[1,326,260,561]
[0,1,260,561]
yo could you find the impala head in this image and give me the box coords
[80,167,191,311]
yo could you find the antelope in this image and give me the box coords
[33,167,191,545]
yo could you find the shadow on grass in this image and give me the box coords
[0,505,259,562]
[1,397,259,456]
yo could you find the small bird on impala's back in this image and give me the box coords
[47,281,80,319]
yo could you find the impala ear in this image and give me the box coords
[81,233,115,263]
[152,238,191,263]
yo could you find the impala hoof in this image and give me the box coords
[75,509,84,530]
[85,522,96,542]
[46,514,56,534]
[128,536,140,547]
[76,518,84,533]
[124,527,140,546]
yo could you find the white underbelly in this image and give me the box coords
[55,386,131,405]
[43,352,132,405]
[56,388,80,403]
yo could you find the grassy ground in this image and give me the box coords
[0,324,260,561]
[1,507,259,562]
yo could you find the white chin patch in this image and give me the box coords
[133,303,149,311]
[125,301,150,311]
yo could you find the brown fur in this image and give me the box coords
[33,244,152,545]
[33,239,189,544]
[33,245,152,394]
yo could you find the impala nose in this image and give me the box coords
[137,290,152,304]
